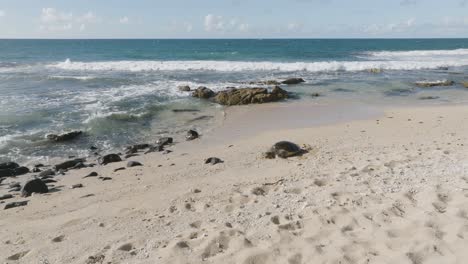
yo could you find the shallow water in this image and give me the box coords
[1,39,468,164]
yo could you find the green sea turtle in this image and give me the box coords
[265,141,304,159]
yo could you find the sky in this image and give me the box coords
[1,0,468,38]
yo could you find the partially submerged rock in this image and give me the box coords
[178,85,191,92]
[99,154,122,165]
[415,80,454,87]
[214,86,288,106]
[248,80,281,85]
[47,131,83,142]
[281,78,305,85]
[192,87,215,99]
[367,68,382,74]
[265,141,305,159]
[22,178,48,197]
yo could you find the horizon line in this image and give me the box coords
[1,37,468,40]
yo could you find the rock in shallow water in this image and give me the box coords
[214,86,288,106]
[47,131,83,142]
[415,80,454,87]
[192,86,215,99]
[22,178,49,197]
[178,85,191,92]
[281,78,305,85]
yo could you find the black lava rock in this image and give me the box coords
[99,154,122,165]
[156,137,173,147]
[186,130,199,141]
[22,178,49,197]
[54,159,85,171]
[4,201,28,210]
[47,131,83,142]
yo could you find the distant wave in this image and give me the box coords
[48,58,468,73]
[48,75,97,81]
[368,48,468,58]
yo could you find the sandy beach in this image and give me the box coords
[2,102,468,264]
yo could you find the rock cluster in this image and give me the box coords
[192,86,289,106]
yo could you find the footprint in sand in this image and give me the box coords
[243,253,270,264]
[7,250,30,261]
[118,243,133,251]
[51,235,65,243]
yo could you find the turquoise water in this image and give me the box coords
[2,39,468,163]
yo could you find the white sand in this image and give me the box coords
[2,104,468,264]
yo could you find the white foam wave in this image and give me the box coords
[48,75,97,81]
[368,48,468,58]
[49,58,468,73]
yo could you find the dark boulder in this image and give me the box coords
[192,87,215,99]
[213,86,288,106]
[99,154,122,165]
[0,162,19,170]
[54,159,85,171]
[0,165,29,177]
[281,78,305,85]
[47,131,83,142]
[127,161,143,167]
[22,178,48,197]
[157,137,173,147]
[186,130,199,141]
[265,141,305,159]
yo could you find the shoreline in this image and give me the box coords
[2,102,468,263]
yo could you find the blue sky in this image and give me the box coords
[1,0,468,38]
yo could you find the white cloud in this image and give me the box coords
[40,7,99,32]
[41,8,72,23]
[204,14,250,33]
[362,18,416,34]
[287,22,303,32]
[204,14,224,32]
[119,16,129,24]
[0,10,5,17]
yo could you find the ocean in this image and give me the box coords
[1,39,468,164]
